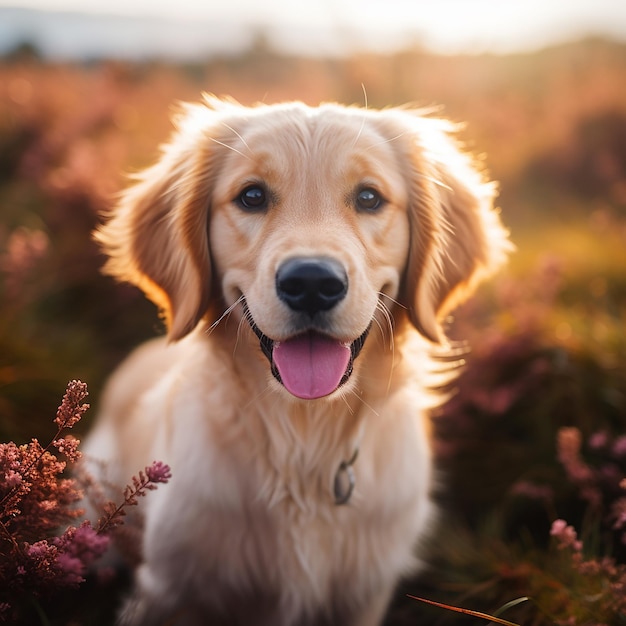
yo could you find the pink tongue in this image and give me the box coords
[272,333,351,399]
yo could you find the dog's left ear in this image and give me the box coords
[397,115,512,343]
[95,103,221,341]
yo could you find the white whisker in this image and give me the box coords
[371,312,387,348]
[378,292,406,310]
[344,387,380,417]
[207,295,244,335]
[339,393,355,416]
[375,296,396,394]
[376,305,394,351]
[365,132,406,152]
[234,312,250,357]
[361,83,368,110]
[417,172,453,192]
[242,378,275,412]
[376,294,396,343]
[209,137,252,160]
[371,315,384,338]
[221,122,252,155]
[351,83,369,149]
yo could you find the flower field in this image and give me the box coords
[1,38,625,624]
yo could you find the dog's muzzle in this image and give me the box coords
[242,256,371,399]
[245,309,370,399]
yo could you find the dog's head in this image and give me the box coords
[97,97,510,400]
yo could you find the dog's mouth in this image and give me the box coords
[242,302,370,400]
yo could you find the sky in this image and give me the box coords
[1,0,626,57]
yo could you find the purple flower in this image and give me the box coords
[589,431,609,450]
[54,553,84,586]
[96,462,172,533]
[54,522,110,565]
[25,540,53,560]
[145,460,172,484]
[551,519,583,552]
[0,380,172,620]
[611,436,626,458]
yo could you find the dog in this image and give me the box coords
[82,96,510,626]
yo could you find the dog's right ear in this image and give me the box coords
[391,112,511,343]
[95,103,222,341]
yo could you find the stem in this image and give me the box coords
[407,595,522,626]
[0,518,25,558]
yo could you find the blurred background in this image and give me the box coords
[0,1,625,624]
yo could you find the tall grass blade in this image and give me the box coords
[407,594,522,626]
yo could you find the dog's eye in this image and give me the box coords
[355,188,383,212]
[237,185,268,211]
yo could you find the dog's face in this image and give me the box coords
[209,106,411,398]
[97,98,510,400]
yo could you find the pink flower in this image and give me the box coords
[1,379,172,618]
[49,522,110,586]
[25,540,53,560]
[589,431,609,450]
[557,428,593,482]
[145,460,172,484]
[54,553,84,586]
[54,521,110,565]
[611,436,626,458]
[4,470,22,488]
[96,462,172,533]
[52,436,82,463]
[551,519,583,552]
[557,427,601,506]
[54,380,89,430]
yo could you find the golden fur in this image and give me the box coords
[83,97,510,626]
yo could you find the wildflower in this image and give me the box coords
[52,522,110,585]
[3,469,22,489]
[53,552,84,587]
[557,427,601,507]
[550,519,582,552]
[557,428,592,483]
[145,460,172,484]
[0,227,49,300]
[52,436,81,463]
[547,516,626,622]
[97,461,172,533]
[0,380,171,623]
[589,431,609,450]
[611,435,626,458]
[54,380,89,430]
[610,485,626,541]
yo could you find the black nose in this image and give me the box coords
[276,257,348,315]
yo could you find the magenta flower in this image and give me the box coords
[550,519,583,552]
[145,460,172,484]
[0,380,171,623]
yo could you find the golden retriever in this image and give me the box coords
[83,96,510,626]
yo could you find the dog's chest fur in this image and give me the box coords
[122,333,434,624]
